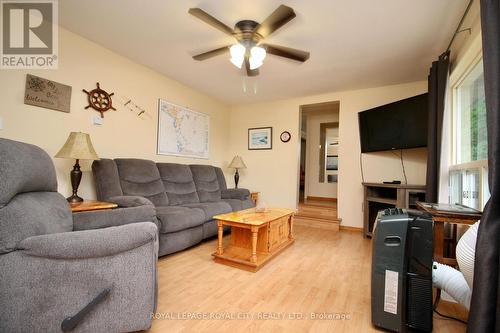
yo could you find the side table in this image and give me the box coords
[250,192,259,205]
[416,201,482,266]
[70,200,118,213]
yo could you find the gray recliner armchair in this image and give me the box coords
[0,138,158,333]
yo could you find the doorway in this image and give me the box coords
[296,101,340,224]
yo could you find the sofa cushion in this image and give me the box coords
[182,201,232,220]
[0,192,72,254]
[158,226,203,256]
[214,167,228,190]
[202,221,231,239]
[157,163,200,205]
[221,188,250,200]
[156,206,205,234]
[190,165,222,202]
[115,159,168,207]
[92,159,124,200]
[0,138,58,206]
[222,199,255,212]
[73,205,158,231]
[0,139,72,254]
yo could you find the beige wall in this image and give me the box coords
[229,81,428,228]
[304,112,339,199]
[449,0,481,73]
[0,27,231,199]
[0,26,429,229]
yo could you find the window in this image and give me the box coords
[450,59,489,209]
[454,60,487,164]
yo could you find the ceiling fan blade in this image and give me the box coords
[245,57,259,77]
[255,5,296,38]
[193,46,230,61]
[188,8,234,36]
[263,44,310,62]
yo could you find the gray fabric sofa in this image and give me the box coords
[0,138,158,333]
[92,159,254,256]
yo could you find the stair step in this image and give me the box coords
[295,212,337,221]
[294,216,340,231]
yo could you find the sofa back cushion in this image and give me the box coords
[157,163,200,205]
[0,138,58,205]
[0,138,72,254]
[115,159,168,206]
[214,167,228,190]
[92,159,124,200]
[190,165,222,202]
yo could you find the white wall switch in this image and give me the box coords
[0,117,4,130]
[92,115,103,126]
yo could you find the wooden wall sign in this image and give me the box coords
[24,74,72,113]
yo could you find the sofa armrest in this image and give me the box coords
[73,205,158,231]
[19,222,157,259]
[107,195,153,208]
[221,188,250,200]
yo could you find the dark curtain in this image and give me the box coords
[468,1,500,332]
[425,52,450,202]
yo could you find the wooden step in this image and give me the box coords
[297,205,337,221]
[295,212,337,221]
[294,216,340,231]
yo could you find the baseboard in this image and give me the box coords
[339,225,363,232]
[306,196,337,202]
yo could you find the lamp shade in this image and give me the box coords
[55,132,99,160]
[228,155,247,169]
[249,46,266,70]
[230,44,245,69]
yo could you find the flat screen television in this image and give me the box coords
[358,93,428,153]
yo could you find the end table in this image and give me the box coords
[250,192,259,205]
[70,200,117,213]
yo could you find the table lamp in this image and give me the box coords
[228,155,247,188]
[55,132,99,203]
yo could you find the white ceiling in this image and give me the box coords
[59,0,468,105]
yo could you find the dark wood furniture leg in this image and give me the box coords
[433,220,445,263]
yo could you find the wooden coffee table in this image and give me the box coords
[212,208,295,272]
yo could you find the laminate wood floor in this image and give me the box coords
[146,225,467,333]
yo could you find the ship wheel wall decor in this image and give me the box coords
[83,82,116,118]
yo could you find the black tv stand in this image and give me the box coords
[362,182,426,238]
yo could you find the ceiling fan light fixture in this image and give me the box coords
[249,46,266,69]
[249,58,263,70]
[250,46,266,61]
[189,6,309,76]
[230,44,245,68]
[230,56,244,69]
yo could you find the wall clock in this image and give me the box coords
[280,131,291,143]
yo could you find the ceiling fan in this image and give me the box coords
[188,5,310,76]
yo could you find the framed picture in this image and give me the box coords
[157,99,209,158]
[328,174,338,183]
[248,127,272,150]
[326,155,338,170]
